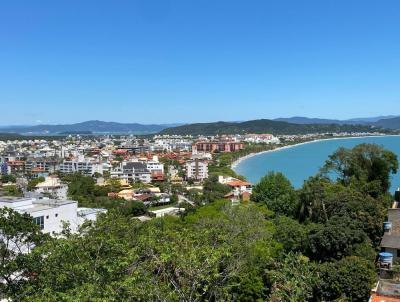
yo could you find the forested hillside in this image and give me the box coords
[160,119,387,135]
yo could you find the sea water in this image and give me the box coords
[234,136,400,192]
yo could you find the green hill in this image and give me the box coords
[374,116,400,130]
[159,119,387,135]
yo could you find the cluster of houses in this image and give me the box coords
[0,133,283,238]
[1,133,279,186]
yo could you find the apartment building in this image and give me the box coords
[185,160,208,181]
[244,134,280,144]
[59,160,102,175]
[25,159,59,175]
[121,162,151,183]
[193,141,243,153]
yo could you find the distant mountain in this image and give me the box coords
[159,119,386,136]
[374,117,400,130]
[0,120,183,135]
[274,116,399,125]
[274,117,348,125]
[348,115,398,123]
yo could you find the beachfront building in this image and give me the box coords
[192,141,243,153]
[244,134,280,144]
[219,176,253,202]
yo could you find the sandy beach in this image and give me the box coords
[230,134,399,170]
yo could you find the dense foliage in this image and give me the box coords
[0,143,397,301]
[63,173,147,216]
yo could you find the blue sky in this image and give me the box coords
[1,0,399,125]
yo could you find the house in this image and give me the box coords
[380,189,400,262]
[34,176,68,200]
[148,207,185,218]
[225,180,252,194]
[219,176,252,202]
[0,196,106,235]
[370,280,400,302]
[370,189,400,302]
[185,160,208,181]
[108,189,135,200]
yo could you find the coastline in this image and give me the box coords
[231,134,400,170]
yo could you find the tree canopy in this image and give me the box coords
[0,143,395,301]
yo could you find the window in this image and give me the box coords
[397,249,400,258]
[33,216,44,230]
[46,215,49,219]
[55,213,58,217]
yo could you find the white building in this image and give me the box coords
[120,162,151,183]
[149,207,185,218]
[146,161,164,174]
[244,134,280,144]
[185,160,208,181]
[59,159,103,175]
[0,197,106,235]
[35,176,68,200]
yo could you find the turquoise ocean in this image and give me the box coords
[233,136,400,193]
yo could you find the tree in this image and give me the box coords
[321,143,398,197]
[251,172,298,217]
[16,211,141,301]
[0,174,16,183]
[0,208,50,299]
[124,201,147,216]
[307,216,369,261]
[265,253,317,302]
[7,202,280,301]
[1,185,23,197]
[298,176,332,223]
[27,176,45,191]
[298,177,387,247]
[317,256,376,302]
[170,194,179,203]
[273,216,309,253]
[201,175,231,203]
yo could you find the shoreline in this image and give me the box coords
[231,134,400,170]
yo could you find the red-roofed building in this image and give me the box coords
[193,142,243,153]
[152,172,164,182]
[226,180,252,194]
[6,160,25,174]
[112,149,129,155]
[370,294,400,302]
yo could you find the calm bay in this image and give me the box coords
[233,136,400,192]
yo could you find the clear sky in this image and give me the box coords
[1,0,399,125]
